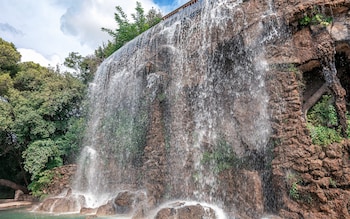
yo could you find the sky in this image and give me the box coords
[0,0,188,68]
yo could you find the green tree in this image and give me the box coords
[64,52,101,84]
[0,38,21,77]
[0,73,13,96]
[100,2,162,58]
[146,7,163,28]
[0,39,87,194]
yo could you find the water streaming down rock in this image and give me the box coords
[61,0,278,218]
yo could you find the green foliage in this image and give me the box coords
[307,95,342,146]
[329,178,337,188]
[99,2,162,58]
[64,52,100,84]
[201,138,238,173]
[0,38,87,188]
[307,125,342,146]
[0,38,21,76]
[299,7,333,27]
[28,170,54,198]
[286,171,300,200]
[55,117,87,163]
[22,140,62,180]
[289,182,299,200]
[308,95,338,127]
[299,16,312,26]
[0,73,13,96]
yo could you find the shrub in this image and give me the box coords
[307,95,342,146]
[307,124,342,146]
[28,170,54,199]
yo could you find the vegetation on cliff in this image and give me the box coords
[307,94,343,146]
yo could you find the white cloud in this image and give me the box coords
[58,0,161,49]
[18,48,61,67]
[0,0,93,67]
[0,0,171,68]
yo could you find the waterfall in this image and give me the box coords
[70,0,277,217]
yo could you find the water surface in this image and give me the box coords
[0,209,127,219]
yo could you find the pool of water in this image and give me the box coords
[0,209,130,219]
[0,209,84,219]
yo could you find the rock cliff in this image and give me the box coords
[266,0,350,218]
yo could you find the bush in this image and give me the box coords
[22,139,62,180]
[28,170,54,198]
[307,124,342,146]
[307,95,342,146]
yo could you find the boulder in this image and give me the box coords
[155,204,216,219]
[96,200,115,216]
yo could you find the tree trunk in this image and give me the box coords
[303,83,329,116]
[0,179,29,194]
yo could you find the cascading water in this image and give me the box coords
[68,0,279,218]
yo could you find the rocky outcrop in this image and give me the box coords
[154,203,216,219]
[265,1,350,217]
[38,193,85,213]
[45,164,77,196]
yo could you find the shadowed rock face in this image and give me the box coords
[39,0,350,218]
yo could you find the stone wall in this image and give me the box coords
[266,0,350,218]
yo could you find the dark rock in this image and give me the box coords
[155,204,216,219]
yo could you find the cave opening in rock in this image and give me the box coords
[302,65,326,116]
[302,43,350,114]
[335,49,350,108]
[301,43,350,146]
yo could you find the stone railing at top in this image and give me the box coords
[162,0,200,20]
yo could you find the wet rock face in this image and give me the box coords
[38,195,85,213]
[96,201,115,216]
[114,191,135,214]
[155,203,216,219]
[113,191,147,215]
[218,170,264,219]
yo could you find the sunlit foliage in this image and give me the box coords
[98,2,162,58]
[0,38,86,191]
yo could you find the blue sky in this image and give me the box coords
[0,0,187,67]
[154,0,173,6]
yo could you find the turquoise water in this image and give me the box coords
[0,209,130,219]
[0,209,85,219]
